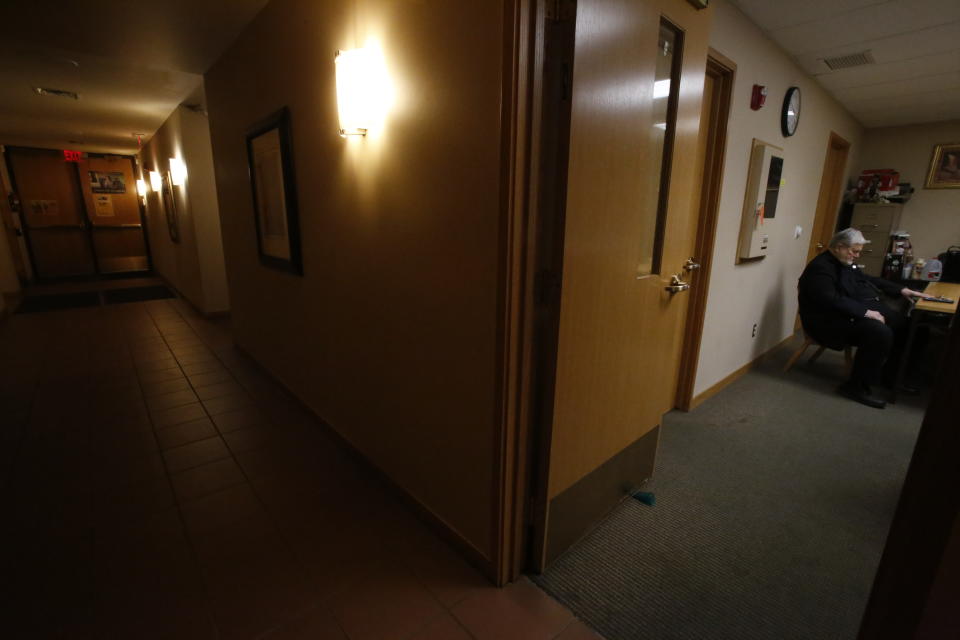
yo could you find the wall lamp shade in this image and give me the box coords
[136,179,148,196]
[169,157,187,186]
[149,171,162,192]
[335,46,390,136]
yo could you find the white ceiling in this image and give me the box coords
[728,0,960,128]
[0,0,270,154]
[0,0,956,156]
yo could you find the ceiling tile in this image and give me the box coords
[836,72,960,103]
[770,0,960,55]
[817,51,960,91]
[727,0,882,32]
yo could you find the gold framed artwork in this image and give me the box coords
[924,142,960,189]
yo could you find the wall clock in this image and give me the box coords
[781,86,801,137]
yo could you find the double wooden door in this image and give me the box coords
[534,0,713,567]
[6,147,149,279]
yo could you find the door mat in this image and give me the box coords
[15,292,102,314]
[102,285,176,304]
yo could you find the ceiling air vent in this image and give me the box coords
[822,50,875,71]
[33,86,80,100]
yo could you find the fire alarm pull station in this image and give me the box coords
[750,84,767,110]
[738,139,783,262]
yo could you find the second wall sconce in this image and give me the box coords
[149,170,162,192]
[169,157,187,186]
[136,179,148,196]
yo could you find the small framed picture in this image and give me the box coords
[924,142,960,189]
[245,107,303,274]
[161,171,180,243]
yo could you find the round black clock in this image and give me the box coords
[781,86,801,137]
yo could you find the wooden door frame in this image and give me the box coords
[675,49,735,411]
[496,0,577,581]
[793,131,849,332]
[808,132,850,260]
[495,0,546,585]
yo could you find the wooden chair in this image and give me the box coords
[783,332,854,373]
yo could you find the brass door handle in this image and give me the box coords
[665,274,690,294]
[816,242,824,249]
[683,258,700,271]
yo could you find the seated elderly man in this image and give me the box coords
[798,228,931,409]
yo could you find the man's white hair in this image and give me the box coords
[829,227,869,248]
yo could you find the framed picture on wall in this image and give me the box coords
[925,142,960,189]
[245,107,303,274]
[161,171,180,243]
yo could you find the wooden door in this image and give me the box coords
[7,147,96,278]
[535,0,712,567]
[806,132,850,264]
[79,155,149,273]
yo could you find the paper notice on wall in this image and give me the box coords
[94,194,115,216]
[29,200,59,216]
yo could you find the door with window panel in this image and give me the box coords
[538,0,712,566]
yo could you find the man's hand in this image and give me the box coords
[865,309,886,323]
[901,287,934,300]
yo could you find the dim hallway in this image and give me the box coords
[0,298,601,640]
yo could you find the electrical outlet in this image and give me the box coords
[752,323,758,337]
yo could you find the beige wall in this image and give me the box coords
[139,105,229,314]
[857,120,960,259]
[204,0,504,560]
[694,0,864,397]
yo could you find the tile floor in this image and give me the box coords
[0,298,603,640]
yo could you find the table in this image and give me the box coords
[892,281,960,403]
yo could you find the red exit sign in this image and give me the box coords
[63,149,82,162]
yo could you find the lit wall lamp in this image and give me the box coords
[335,45,390,137]
[169,157,187,186]
[136,178,148,197]
[149,170,162,192]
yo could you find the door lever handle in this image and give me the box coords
[683,258,700,272]
[665,274,690,294]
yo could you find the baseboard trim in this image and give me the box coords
[229,343,496,583]
[689,333,796,410]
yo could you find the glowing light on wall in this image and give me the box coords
[136,179,148,195]
[653,79,671,99]
[335,45,391,136]
[169,157,187,186]
[149,170,162,192]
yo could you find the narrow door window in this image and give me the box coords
[638,19,683,276]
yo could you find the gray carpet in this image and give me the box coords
[533,335,928,640]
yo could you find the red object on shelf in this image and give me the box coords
[857,169,899,197]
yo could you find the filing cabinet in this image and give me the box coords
[850,203,902,276]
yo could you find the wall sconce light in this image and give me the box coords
[136,179,148,196]
[169,157,187,186]
[149,170,162,192]
[335,45,390,137]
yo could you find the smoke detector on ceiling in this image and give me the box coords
[34,86,80,100]
[820,50,876,71]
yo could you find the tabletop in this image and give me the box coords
[917,281,960,315]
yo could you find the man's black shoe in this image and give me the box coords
[837,382,887,409]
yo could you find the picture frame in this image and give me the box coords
[161,171,180,243]
[924,142,960,189]
[245,107,303,274]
